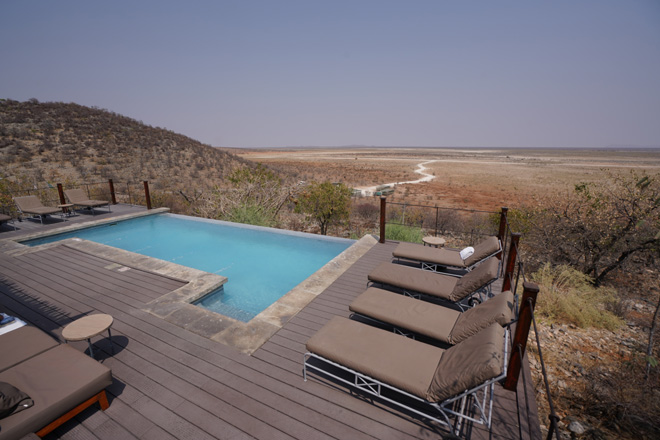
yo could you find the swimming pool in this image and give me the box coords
[23,214,354,321]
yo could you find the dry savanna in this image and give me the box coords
[236,147,660,211]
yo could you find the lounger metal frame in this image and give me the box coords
[394,240,502,274]
[14,207,65,225]
[303,328,509,436]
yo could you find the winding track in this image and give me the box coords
[355,160,438,196]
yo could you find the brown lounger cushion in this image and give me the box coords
[0,326,59,373]
[448,258,499,302]
[350,288,514,344]
[0,345,112,439]
[448,290,515,344]
[368,258,497,303]
[427,323,505,402]
[12,196,61,216]
[368,262,458,298]
[393,243,466,267]
[306,316,444,399]
[392,236,501,269]
[349,288,460,343]
[64,189,108,208]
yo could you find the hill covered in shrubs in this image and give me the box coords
[0,99,254,192]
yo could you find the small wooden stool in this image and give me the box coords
[62,314,114,359]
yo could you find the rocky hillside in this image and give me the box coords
[0,99,252,192]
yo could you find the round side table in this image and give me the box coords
[422,236,446,248]
[62,314,114,359]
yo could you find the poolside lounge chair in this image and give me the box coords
[64,188,111,215]
[368,256,500,309]
[304,317,508,433]
[393,236,502,273]
[13,196,63,225]
[0,213,16,230]
[350,288,515,344]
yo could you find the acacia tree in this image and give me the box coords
[527,170,660,286]
[295,181,352,235]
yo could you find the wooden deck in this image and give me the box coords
[0,207,541,440]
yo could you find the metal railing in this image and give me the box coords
[3,179,154,210]
[379,198,501,245]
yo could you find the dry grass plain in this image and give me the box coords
[236,147,660,211]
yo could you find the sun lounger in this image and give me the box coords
[350,288,515,344]
[368,257,499,309]
[393,236,502,272]
[304,317,508,433]
[0,324,112,439]
[64,188,111,215]
[13,196,63,224]
[0,213,16,230]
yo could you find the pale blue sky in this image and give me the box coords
[2,1,659,148]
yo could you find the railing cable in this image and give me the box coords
[529,298,562,440]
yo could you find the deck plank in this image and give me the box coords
[0,210,541,440]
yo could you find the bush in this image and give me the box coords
[295,182,352,235]
[530,263,623,331]
[224,204,276,227]
[524,171,660,286]
[385,223,424,243]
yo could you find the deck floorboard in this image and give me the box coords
[0,207,540,439]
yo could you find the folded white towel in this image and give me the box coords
[459,246,474,260]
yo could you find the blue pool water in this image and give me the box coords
[24,214,353,321]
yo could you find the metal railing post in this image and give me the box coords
[56,183,66,205]
[502,232,521,292]
[143,180,152,209]
[379,196,386,243]
[108,179,117,205]
[497,207,508,260]
[504,281,539,390]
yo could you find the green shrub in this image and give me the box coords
[385,223,424,243]
[224,204,276,227]
[530,263,623,331]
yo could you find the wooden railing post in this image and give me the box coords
[504,281,539,391]
[56,183,66,205]
[143,181,152,210]
[108,179,117,205]
[497,207,508,260]
[502,232,521,293]
[379,196,387,243]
